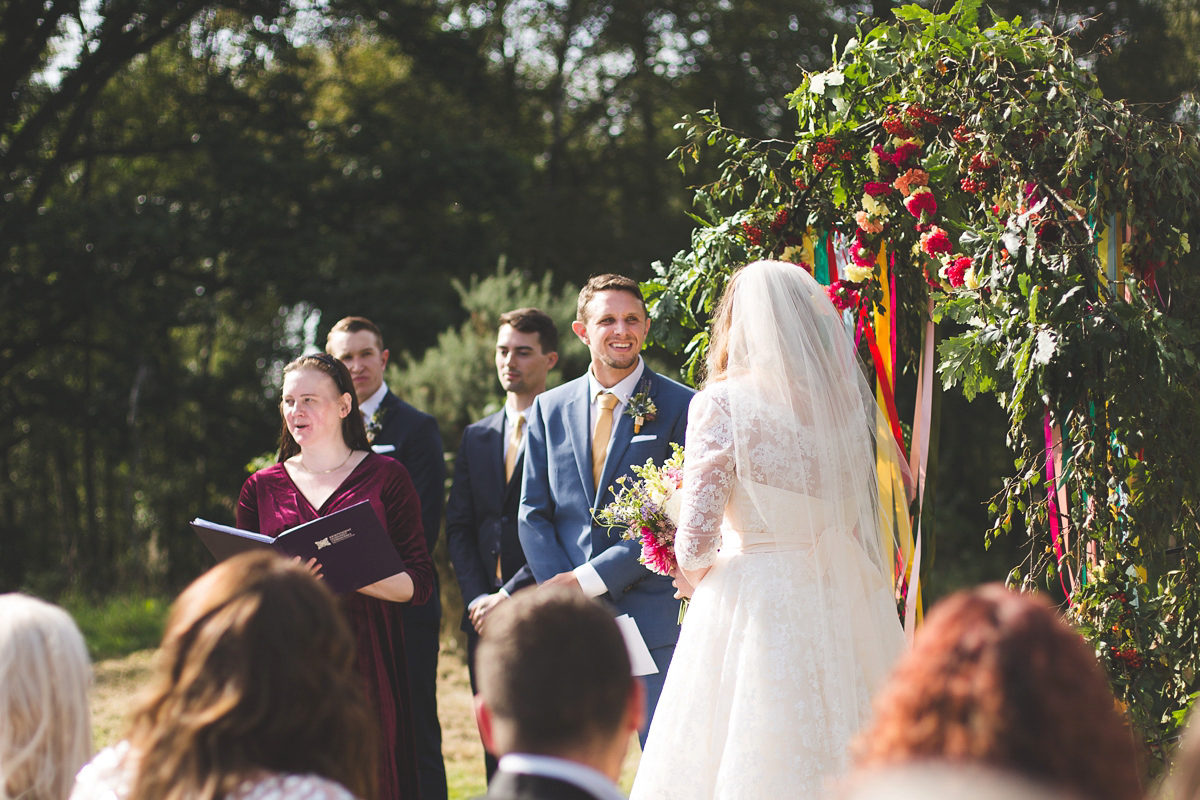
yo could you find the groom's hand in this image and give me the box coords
[469,593,507,634]
[541,570,583,594]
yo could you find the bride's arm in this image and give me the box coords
[674,391,735,588]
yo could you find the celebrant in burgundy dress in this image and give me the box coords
[237,353,434,800]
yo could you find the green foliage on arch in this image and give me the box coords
[648,0,1200,763]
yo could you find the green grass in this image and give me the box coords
[60,594,170,661]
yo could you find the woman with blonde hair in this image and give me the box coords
[71,551,378,800]
[0,594,93,800]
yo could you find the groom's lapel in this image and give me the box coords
[565,381,596,506]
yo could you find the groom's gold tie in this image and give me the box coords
[592,392,620,491]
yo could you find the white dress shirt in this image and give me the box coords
[574,358,646,598]
[496,753,626,800]
[359,382,389,422]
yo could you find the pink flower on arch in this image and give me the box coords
[904,186,937,219]
[855,210,884,234]
[891,141,922,167]
[826,280,862,312]
[893,168,929,197]
[946,255,973,287]
[920,226,953,257]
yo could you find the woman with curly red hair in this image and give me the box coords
[852,583,1142,800]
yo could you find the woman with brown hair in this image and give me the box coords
[631,261,906,799]
[851,583,1142,800]
[235,354,434,800]
[70,551,376,800]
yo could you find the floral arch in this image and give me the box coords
[645,0,1200,763]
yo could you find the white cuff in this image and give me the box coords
[498,587,510,598]
[574,563,608,598]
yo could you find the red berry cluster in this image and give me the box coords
[905,103,942,125]
[794,178,809,190]
[968,152,997,172]
[742,222,764,246]
[883,116,913,137]
[1111,646,1144,670]
[961,176,988,193]
[770,208,790,234]
[952,124,973,144]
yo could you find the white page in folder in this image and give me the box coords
[615,614,659,676]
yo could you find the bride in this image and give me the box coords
[630,260,906,799]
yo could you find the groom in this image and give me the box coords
[519,274,693,736]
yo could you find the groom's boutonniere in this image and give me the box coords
[365,406,388,444]
[625,380,657,434]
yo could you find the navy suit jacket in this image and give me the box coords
[480,771,605,800]
[372,389,446,619]
[446,409,535,630]
[519,366,692,650]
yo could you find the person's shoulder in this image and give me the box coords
[234,773,358,800]
[71,742,135,800]
[244,461,286,487]
[651,370,694,396]
[535,375,587,407]
[365,451,411,480]
[467,408,505,431]
[383,390,437,425]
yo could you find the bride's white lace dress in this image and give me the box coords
[630,381,906,800]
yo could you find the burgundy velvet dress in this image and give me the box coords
[237,453,434,800]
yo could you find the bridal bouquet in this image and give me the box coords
[596,443,685,576]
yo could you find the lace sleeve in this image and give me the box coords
[674,390,735,570]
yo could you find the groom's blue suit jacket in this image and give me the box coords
[519,366,693,650]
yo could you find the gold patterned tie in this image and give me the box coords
[592,392,620,491]
[504,415,524,484]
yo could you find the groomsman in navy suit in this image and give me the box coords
[326,316,448,800]
[519,274,693,739]
[446,307,558,780]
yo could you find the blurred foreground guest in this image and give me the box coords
[70,552,376,800]
[840,764,1074,800]
[1159,707,1200,800]
[237,354,433,800]
[474,588,643,800]
[853,583,1141,800]
[0,594,92,800]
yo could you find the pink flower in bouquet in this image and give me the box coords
[892,168,929,197]
[856,211,884,234]
[920,226,954,257]
[863,181,892,197]
[639,526,676,575]
[904,186,937,219]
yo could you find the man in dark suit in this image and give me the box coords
[326,315,448,800]
[474,588,642,800]
[519,275,693,741]
[447,307,559,780]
